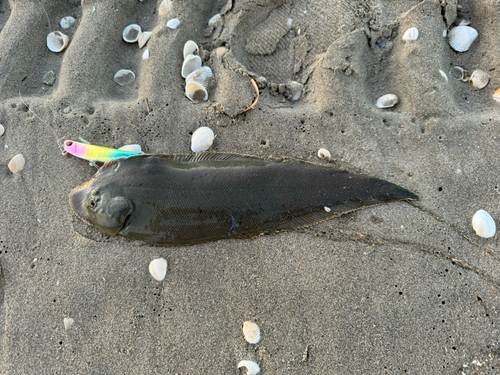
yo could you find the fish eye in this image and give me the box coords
[67,141,73,147]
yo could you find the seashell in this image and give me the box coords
[376,94,398,108]
[159,0,172,16]
[8,154,25,173]
[149,258,167,281]
[167,18,180,29]
[208,13,221,27]
[493,89,500,103]
[64,317,75,330]
[242,321,261,344]
[183,40,199,58]
[469,69,490,89]
[191,126,215,152]
[181,54,202,78]
[123,24,142,43]
[118,144,142,153]
[402,27,419,41]
[138,31,152,48]
[142,48,150,60]
[0,124,4,136]
[238,360,260,375]
[317,148,331,160]
[472,210,496,238]
[448,26,478,52]
[60,16,75,29]
[114,69,136,86]
[47,31,69,52]
[185,66,213,101]
[449,66,468,82]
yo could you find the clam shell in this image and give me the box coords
[167,18,180,29]
[60,16,75,29]
[242,321,261,344]
[493,88,500,103]
[376,94,398,108]
[181,54,202,78]
[317,148,331,160]
[114,69,136,86]
[191,127,215,152]
[448,26,478,52]
[142,49,150,60]
[138,31,152,48]
[47,31,69,52]
[123,24,142,43]
[8,154,25,173]
[469,69,490,89]
[118,144,142,153]
[238,360,260,375]
[208,14,221,27]
[183,40,199,58]
[149,258,167,281]
[159,0,172,16]
[472,210,496,238]
[0,124,4,136]
[402,27,419,41]
[64,317,75,330]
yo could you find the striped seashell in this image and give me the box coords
[448,26,478,52]
[242,321,261,344]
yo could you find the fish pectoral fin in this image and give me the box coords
[88,196,132,235]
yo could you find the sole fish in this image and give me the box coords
[69,153,418,246]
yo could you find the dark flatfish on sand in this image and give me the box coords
[69,153,418,246]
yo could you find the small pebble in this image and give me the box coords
[167,18,180,29]
[64,317,75,330]
[42,70,56,86]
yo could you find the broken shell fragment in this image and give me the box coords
[238,361,260,375]
[208,13,222,27]
[64,317,75,330]
[167,18,180,29]
[191,126,215,152]
[142,49,150,60]
[317,148,331,160]
[376,94,398,108]
[0,124,4,136]
[60,16,75,29]
[123,24,142,43]
[47,31,69,52]
[472,210,496,238]
[449,66,468,82]
[114,69,136,86]
[8,154,25,173]
[402,27,419,41]
[469,70,490,89]
[242,321,261,344]
[185,66,213,101]
[493,89,500,103]
[181,54,202,78]
[138,31,152,48]
[149,258,167,281]
[448,26,478,52]
[183,40,199,58]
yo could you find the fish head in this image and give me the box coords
[69,181,132,235]
[63,140,79,156]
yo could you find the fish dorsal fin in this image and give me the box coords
[161,152,266,163]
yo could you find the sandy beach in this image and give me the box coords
[1,0,500,373]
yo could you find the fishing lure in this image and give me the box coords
[63,140,143,165]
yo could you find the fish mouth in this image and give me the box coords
[69,187,91,222]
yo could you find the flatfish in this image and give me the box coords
[69,153,418,246]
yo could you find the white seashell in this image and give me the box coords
[142,48,150,60]
[183,40,199,58]
[123,24,142,43]
[439,70,448,82]
[317,148,331,159]
[238,360,260,375]
[159,0,172,16]
[493,89,500,104]
[118,144,142,153]
[443,29,447,37]
[114,69,136,85]
[60,16,75,29]
[472,210,496,238]
[448,26,478,52]
[167,18,180,29]
[287,18,293,28]
[243,321,261,344]
[8,154,25,173]
[185,67,213,101]
[138,31,152,48]
[149,258,167,281]
[64,317,75,330]
[181,54,202,78]
[469,70,490,89]
[191,127,215,152]
[376,94,398,108]
[47,31,69,52]
[0,124,4,136]
[208,14,222,27]
[402,27,419,41]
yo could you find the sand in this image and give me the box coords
[1,0,500,373]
